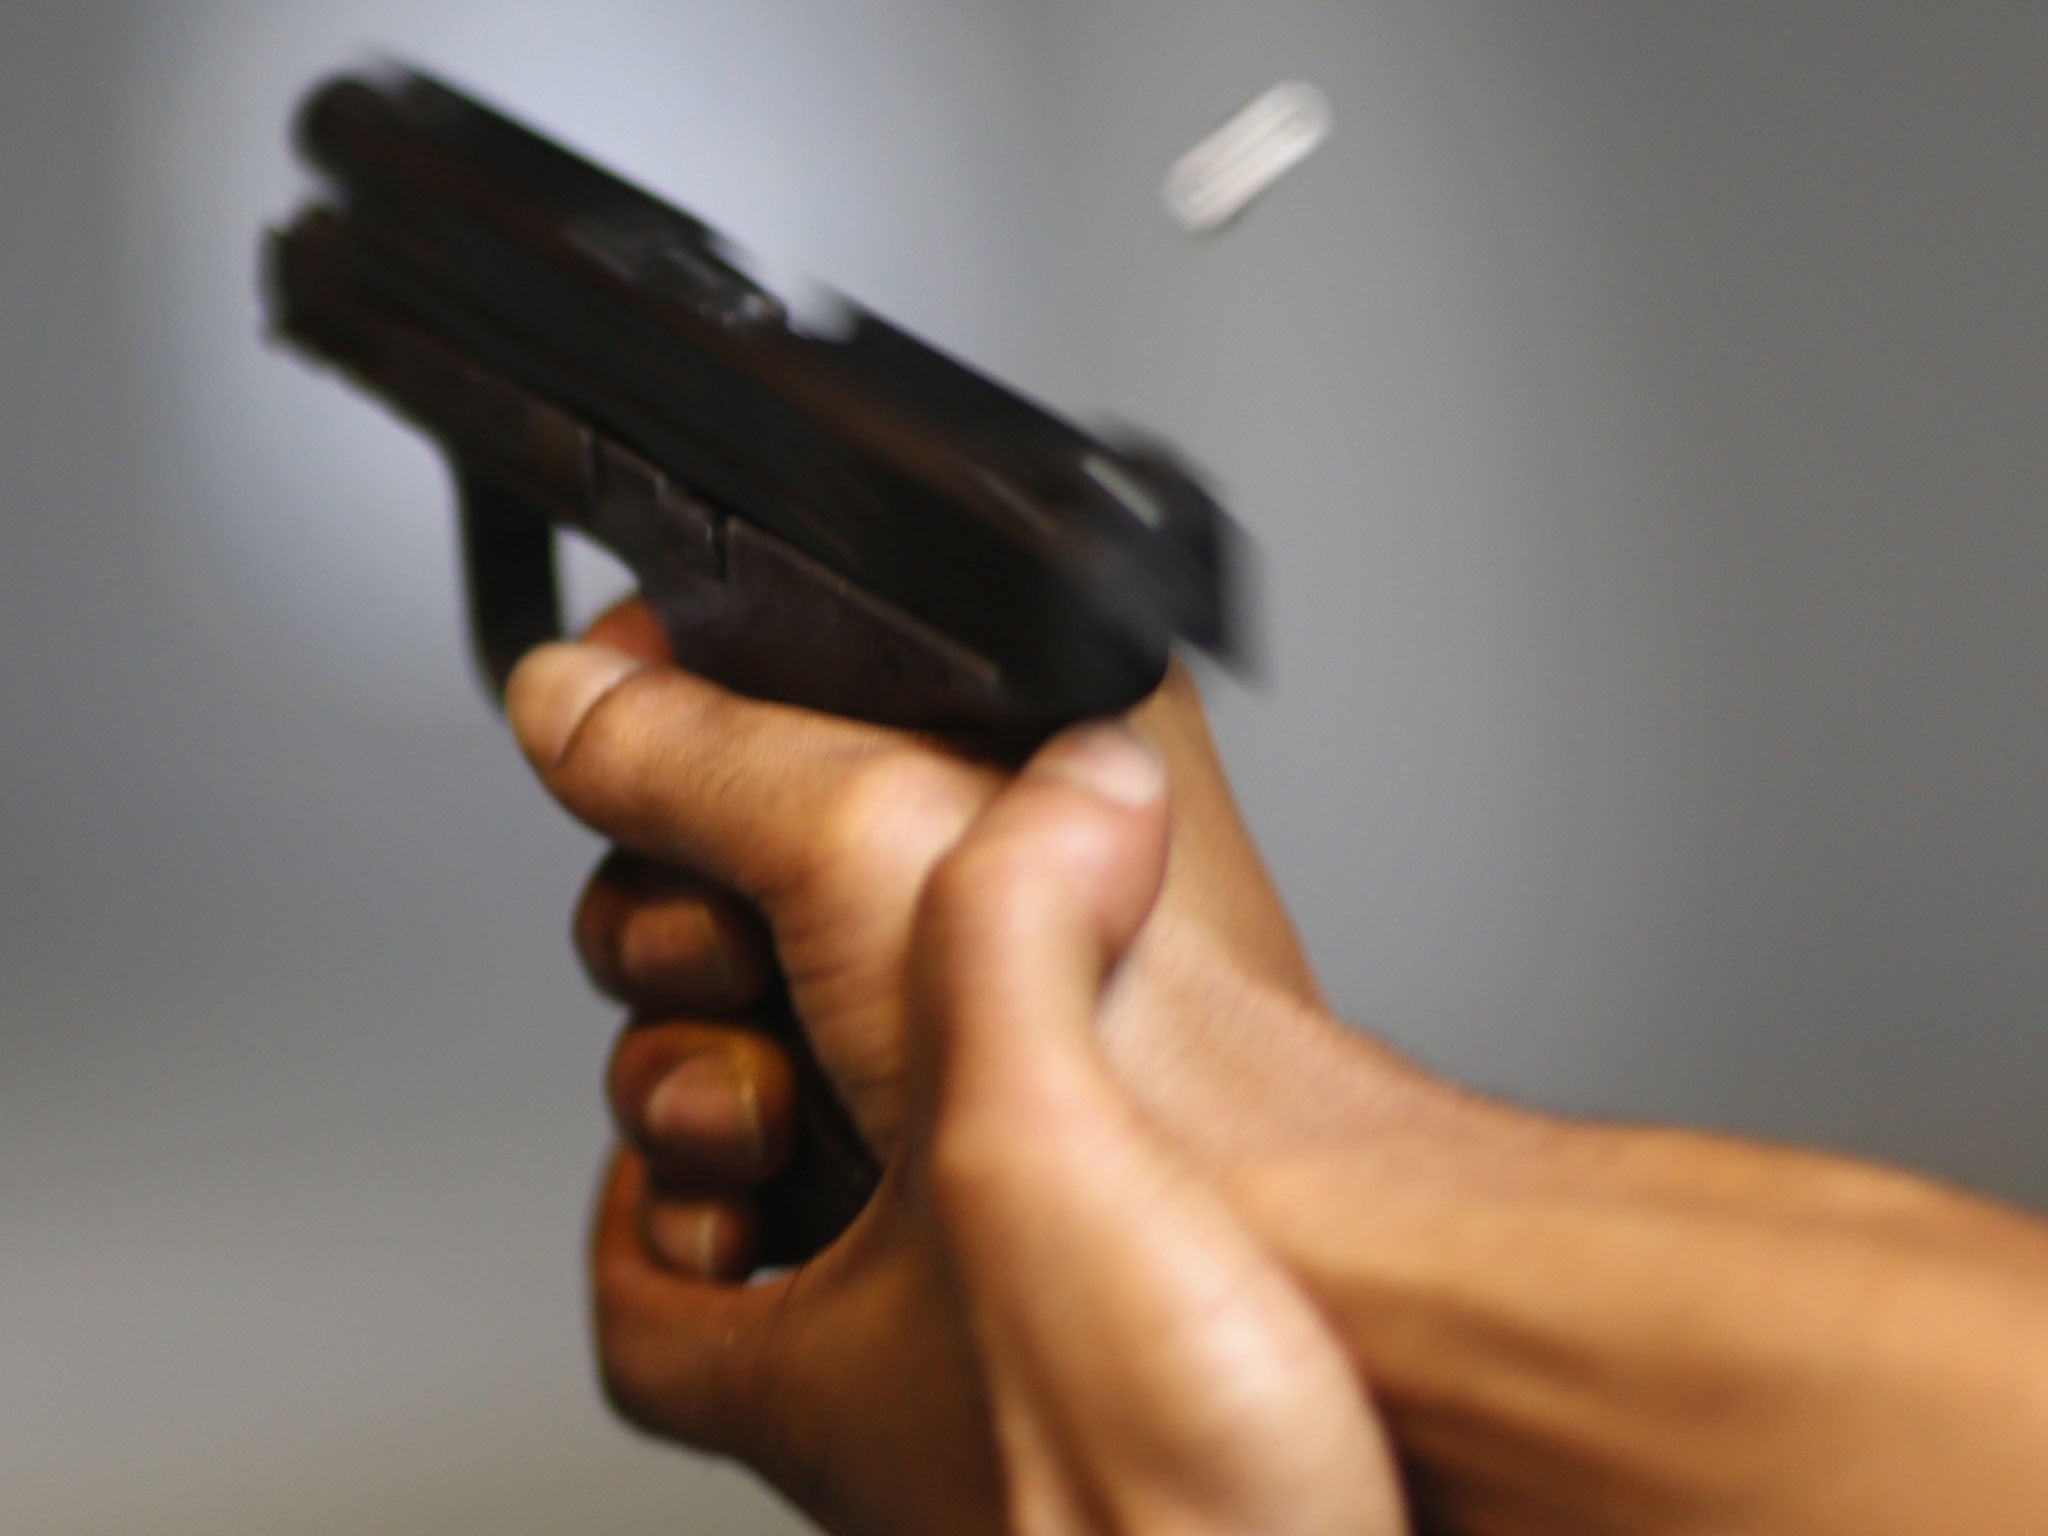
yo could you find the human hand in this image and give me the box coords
[527,600,1432,1242]
[511,602,2048,1536]
[575,706,1406,1534]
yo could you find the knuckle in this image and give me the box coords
[589,1237,646,1329]
[592,1332,667,1436]
[924,1118,1049,1236]
[552,670,728,817]
[816,747,928,850]
[925,823,1067,934]
[602,1031,650,1134]
[793,746,979,892]
[545,667,656,780]
[573,873,632,1000]
[923,837,1013,922]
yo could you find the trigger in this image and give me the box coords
[456,464,563,701]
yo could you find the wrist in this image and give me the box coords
[1099,907,1465,1172]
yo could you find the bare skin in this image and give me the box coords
[905,740,1401,1536]
[509,603,2048,1535]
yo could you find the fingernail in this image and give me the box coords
[645,1052,764,1177]
[504,642,645,770]
[644,1201,749,1280]
[1035,722,1166,808]
[618,906,743,1006]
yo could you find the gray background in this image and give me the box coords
[3,3,2042,1532]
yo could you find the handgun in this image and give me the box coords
[266,65,1242,736]
[264,65,1246,1255]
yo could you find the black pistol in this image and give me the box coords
[264,65,1246,1255]
[265,65,1242,740]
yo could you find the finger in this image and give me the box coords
[579,594,674,663]
[638,1182,759,1282]
[911,720,1171,1124]
[504,641,990,909]
[589,1149,789,1455]
[575,849,776,1012]
[910,726,1405,1536]
[607,1018,797,1186]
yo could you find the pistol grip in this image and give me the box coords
[755,989,883,1265]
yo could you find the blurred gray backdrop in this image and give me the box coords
[3,3,2043,1532]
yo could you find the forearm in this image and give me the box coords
[520,635,2048,1533]
[1233,1042,2048,1535]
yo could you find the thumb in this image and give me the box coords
[908,720,1171,1132]
[907,722,1408,1536]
